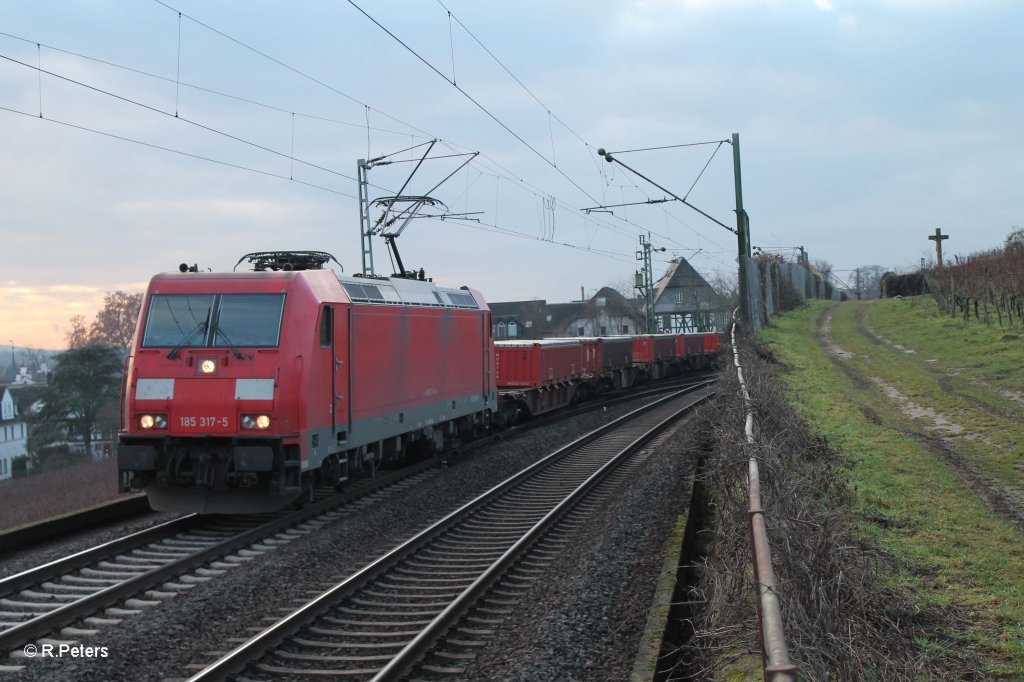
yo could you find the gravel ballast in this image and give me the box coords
[9,395,706,682]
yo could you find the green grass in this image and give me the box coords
[759,299,1024,678]
[827,301,1024,489]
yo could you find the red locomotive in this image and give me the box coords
[118,251,720,514]
[118,252,495,513]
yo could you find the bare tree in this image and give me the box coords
[66,315,91,349]
[811,258,834,279]
[91,291,143,353]
[1004,225,1024,253]
[64,291,143,354]
[847,265,887,300]
[709,271,739,312]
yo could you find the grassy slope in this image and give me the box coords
[759,299,1024,678]
[0,458,119,531]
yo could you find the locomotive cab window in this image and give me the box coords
[143,293,285,349]
[320,306,333,347]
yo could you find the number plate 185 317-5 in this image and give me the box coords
[177,415,231,430]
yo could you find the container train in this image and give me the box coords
[117,251,719,514]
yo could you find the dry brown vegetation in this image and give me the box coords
[0,458,120,532]
[927,246,1024,326]
[673,335,984,680]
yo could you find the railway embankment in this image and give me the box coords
[695,297,1024,680]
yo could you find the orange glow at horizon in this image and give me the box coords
[0,281,146,351]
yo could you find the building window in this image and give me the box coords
[622,325,629,334]
[600,326,607,335]
[596,297,606,307]
[578,327,585,337]
[496,322,507,339]
[508,321,518,338]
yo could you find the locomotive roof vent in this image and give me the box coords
[235,251,342,272]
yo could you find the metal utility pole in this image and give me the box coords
[732,133,752,326]
[855,268,862,300]
[636,233,665,333]
[357,159,374,275]
[591,137,748,328]
[928,228,949,268]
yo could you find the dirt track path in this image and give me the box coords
[816,302,1024,533]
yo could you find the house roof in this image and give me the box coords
[572,287,643,324]
[489,287,649,338]
[489,299,586,339]
[652,258,722,314]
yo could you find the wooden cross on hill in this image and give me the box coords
[929,228,949,267]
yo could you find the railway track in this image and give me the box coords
[1,373,711,560]
[0,460,442,669]
[187,382,714,681]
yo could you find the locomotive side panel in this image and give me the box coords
[344,303,493,457]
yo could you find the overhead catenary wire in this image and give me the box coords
[146,6,726,266]
[151,0,437,142]
[2,28,432,137]
[5,7,734,283]
[434,0,592,149]
[3,45,734,274]
[0,103,357,199]
[2,22,681,264]
[0,51,362,185]
[344,0,605,209]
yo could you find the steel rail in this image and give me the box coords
[0,457,439,654]
[374,388,714,681]
[0,514,197,595]
[186,382,714,681]
[731,310,797,681]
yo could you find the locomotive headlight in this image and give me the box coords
[139,414,167,430]
[241,414,272,430]
[200,359,217,374]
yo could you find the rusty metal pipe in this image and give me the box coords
[732,311,798,681]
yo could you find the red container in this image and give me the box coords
[495,340,582,388]
[595,336,633,371]
[682,334,704,358]
[674,333,688,359]
[702,332,721,353]
[631,336,654,363]
[652,334,677,361]
[577,338,600,373]
[634,335,677,363]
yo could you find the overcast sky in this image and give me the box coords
[1,0,1020,349]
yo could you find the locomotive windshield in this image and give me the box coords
[143,293,285,349]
